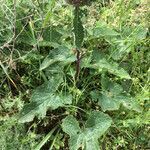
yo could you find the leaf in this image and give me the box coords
[123,26,148,40]
[42,26,62,43]
[62,116,81,136]
[19,94,72,123]
[111,41,133,60]
[83,50,131,79]
[87,58,131,79]
[19,75,72,123]
[62,115,83,150]
[85,138,99,150]
[99,93,124,111]
[37,26,63,48]
[111,26,148,60]
[73,7,84,49]
[91,77,142,112]
[85,111,112,138]
[93,21,119,38]
[21,50,44,64]
[62,111,112,150]
[69,134,84,150]
[133,27,148,40]
[40,46,76,70]
[17,28,37,45]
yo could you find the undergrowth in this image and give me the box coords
[0,0,149,150]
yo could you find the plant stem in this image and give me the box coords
[75,49,81,82]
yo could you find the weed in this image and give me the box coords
[0,0,149,149]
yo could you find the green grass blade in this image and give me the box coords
[34,126,58,150]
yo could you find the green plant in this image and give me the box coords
[0,0,149,149]
[17,1,146,149]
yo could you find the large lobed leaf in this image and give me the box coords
[62,111,112,150]
[19,75,72,123]
[91,76,142,112]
